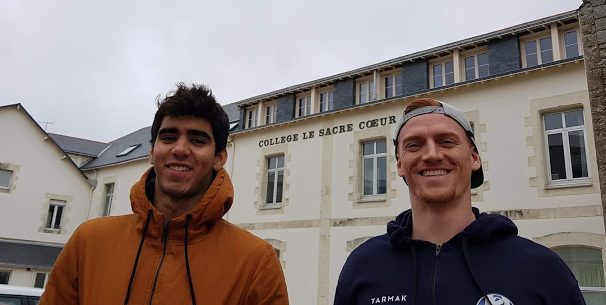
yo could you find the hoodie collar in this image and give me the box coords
[129,167,234,243]
[387,207,518,247]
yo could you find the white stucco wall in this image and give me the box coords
[0,107,92,244]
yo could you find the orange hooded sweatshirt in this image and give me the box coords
[40,168,289,305]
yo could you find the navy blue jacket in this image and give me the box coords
[334,208,586,305]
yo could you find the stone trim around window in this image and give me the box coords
[39,193,73,235]
[0,162,21,194]
[348,125,397,208]
[255,143,290,215]
[526,91,600,197]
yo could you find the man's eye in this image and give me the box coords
[404,143,421,151]
[160,136,176,142]
[192,138,207,145]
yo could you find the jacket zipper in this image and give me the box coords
[432,244,442,305]
[148,222,169,305]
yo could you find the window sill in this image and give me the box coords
[43,228,61,234]
[260,203,283,210]
[545,180,592,190]
[357,195,387,204]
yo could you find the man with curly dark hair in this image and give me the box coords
[41,83,289,305]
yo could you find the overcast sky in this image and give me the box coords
[0,0,581,142]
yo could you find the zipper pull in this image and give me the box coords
[435,244,442,257]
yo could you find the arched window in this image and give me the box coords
[554,247,606,304]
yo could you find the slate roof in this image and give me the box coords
[0,241,63,270]
[80,126,151,169]
[47,133,108,157]
[222,102,240,123]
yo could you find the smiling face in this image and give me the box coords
[150,115,227,201]
[396,113,481,205]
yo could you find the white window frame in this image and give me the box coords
[33,271,48,288]
[319,90,334,112]
[430,60,454,88]
[362,139,387,197]
[463,52,489,81]
[543,109,591,186]
[296,95,311,117]
[522,34,553,68]
[265,103,278,125]
[45,199,65,231]
[0,168,13,190]
[265,155,285,207]
[102,182,115,216]
[384,72,403,99]
[357,78,375,104]
[246,107,257,129]
[561,28,582,59]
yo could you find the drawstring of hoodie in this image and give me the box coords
[184,214,197,305]
[124,209,153,305]
[410,244,417,305]
[461,236,494,305]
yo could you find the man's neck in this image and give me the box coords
[411,199,475,245]
[153,192,203,221]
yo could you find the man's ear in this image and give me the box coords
[471,150,481,171]
[213,149,228,171]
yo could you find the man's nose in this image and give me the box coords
[422,141,443,161]
[171,138,190,157]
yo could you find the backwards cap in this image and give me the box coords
[392,100,484,189]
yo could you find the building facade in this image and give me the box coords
[1,8,605,305]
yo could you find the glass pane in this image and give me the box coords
[269,157,277,169]
[385,88,393,99]
[445,61,454,73]
[433,64,442,76]
[548,133,567,180]
[360,83,368,103]
[544,113,563,130]
[445,72,454,85]
[363,142,374,155]
[363,158,374,195]
[564,31,579,58]
[569,130,588,178]
[525,41,538,67]
[46,205,54,228]
[276,171,284,203]
[526,53,538,67]
[377,156,386,194]
[464,56,475,70]
[395,73,402,84]
[566,45,580,59]
[376,141,386,154]
[370,80,375,100]
[395,83,403,96]
[478,65,490,78]
[525,41,537,54]
[434,75,442,87]
[0,169,11,188]
[266,172,275,204]
[277,156,284,168]
[54,206,63,228]
[385,76,393,87]
[0,297,22,305]
[34,273,46,288]
[540,37,553,64]
[565,110,584,127]
[465,68,475,81]
[555,247,605,287]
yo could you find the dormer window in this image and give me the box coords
[116,144,140,157]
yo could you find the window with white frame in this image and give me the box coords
[563,29,581,59]
[265,104,277,124]
[384,73,403,98]
[432,61,454,88]
[523,36,553,67]
[297,95,311,117]
[544,109,589,184]
[0,270,10,284]
[554,247,606,304]
[319,90,334,112]
[34,272,47,288]
[265,155,284,206]
[102,183,115,216]
[464,53,489,81]
[0,169,12,189]
[358,79,375,104]
[246,108,257,129]
[45,199,65,230]
[362,140,387,196]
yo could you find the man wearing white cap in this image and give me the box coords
[334,98,585,305]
